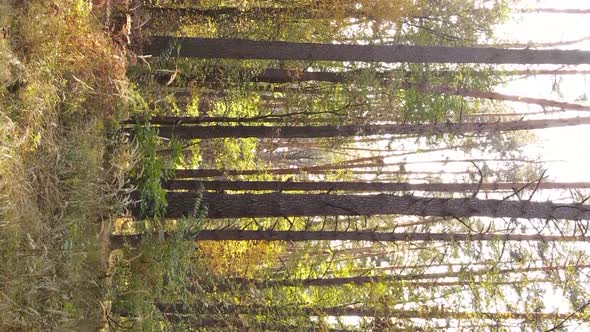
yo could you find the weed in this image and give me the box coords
[127,122,183,219]
[0,0,128,330]
[109,214,207,331]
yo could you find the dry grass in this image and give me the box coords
[0,0,130,330]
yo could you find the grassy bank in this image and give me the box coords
[0,0,129,330]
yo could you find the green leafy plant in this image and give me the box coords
[128,123,183,218]
[110,212,208,331]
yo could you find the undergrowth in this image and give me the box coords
[109,214,208,331]
[0,0,128,330]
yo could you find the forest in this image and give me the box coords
[2,0,590,331]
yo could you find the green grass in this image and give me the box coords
[0,0,130,330]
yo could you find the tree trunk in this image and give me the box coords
[519,8,590,14]
[347,260,547,274]
[144,37,590,64]
[163,314,355,332]
[153,66,590,88]
[422,85,590,111]
[173,168,515,178]
[162,179,590,193]
[156,302,580,321]
[111,229,590,250]
[393,279,550,288]
[174,163,387,178]
[125,115,293,125]
[129,192,590,220]
[151,67,348,86]
[200,66,590,85]
[498,37,590,49]
[155,117,590,139]
[212,264,590,289]
[146,5,369,21]
[151,67,590,112]
[146,6,312,19]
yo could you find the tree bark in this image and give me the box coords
[110,229,590,250]
[173,167,516,178]
[150,67,590,112]
[150,67,349,86]
[213,264,590,289]
[497,37,590,49]
[201,66,590,84]
[144,37,590,64]
[422,85,590,111]
[157,302,575,320]
[519,8,590,14]
[162,179,590,193]
[155,117,590,139]
[152,66,590,89]
[126,114,318,125]
[126,115,281,125]
[174,163,387,178]
[163,314,355,332]
[347,261,546,274]
[502,69,590,76]
[129,192,590,220]
[146,5,370,21]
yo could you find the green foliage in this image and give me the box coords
[395,63,501,123]
[395,0,511,46]
[128,122,183,218]
[110,216,207,331]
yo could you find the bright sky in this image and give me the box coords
[476,2,590,327]
[495,0,590,182]
[334,2,590,329]
[375,1,590,186]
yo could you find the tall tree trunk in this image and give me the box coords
[174,168,515,178]
[151,67,349,86]
[162,179,590,192]
[136,112,582,126]
[111,229,590,250]
[129,192,590,220]
[155,117,590,139]
[158,302,576,320]
[210,264,590,289]
[519,8,590,14]
[146,5,370,20]
[465,110,569,119]
[498,37,590,49]
[146,5,313,19]
[174,163,387,178]
[126,115,294,125]
[163,314,355,332]
[331,245,442,263]
[347,261,547,274]
[422,85,590,111]
[153,68,590,112]
[144,37,590,64]
[200,66,590,85]
[153,66,590,88]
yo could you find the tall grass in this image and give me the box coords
[0,0,129,330]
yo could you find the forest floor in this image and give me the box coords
[0,0,132,330]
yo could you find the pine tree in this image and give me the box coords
[155,117,590,139]
[163,179,590,192]
[145,37,590,64]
